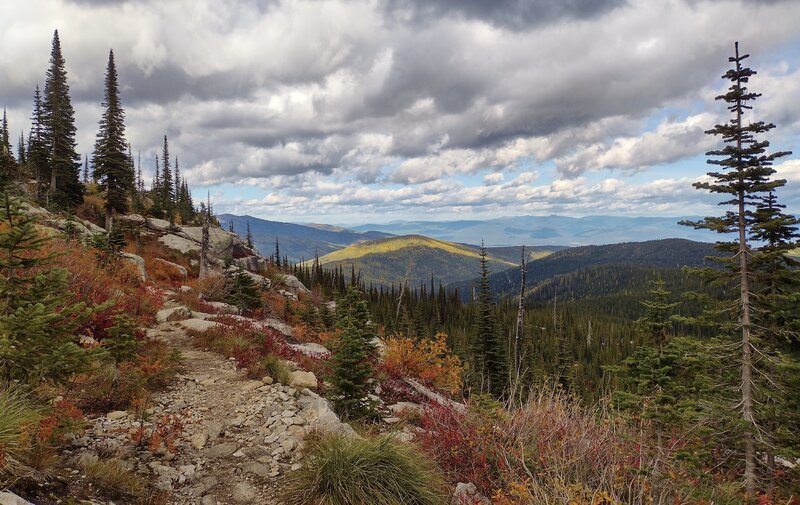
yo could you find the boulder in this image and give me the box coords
[233,255,268,272]
[80,219,106,234]
[117,214,147,226]
[154,257,189,280]
[388,402,422,416]
[297,390,359,438]
[289,342,330,358]
[231,482,257,503]
[157,306,192,323]
[289,370,318,389]
[226,266,271,289]
[207,301,240,314]
[451,482,491,505]
[158,233,200,254]
[0,491,35,505]
[145,217,172,231]
[179,318,225,333]
[121,252,147,281]
[278,274,310,296]
[264,318,294,337]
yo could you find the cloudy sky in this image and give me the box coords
[2,0,799,224]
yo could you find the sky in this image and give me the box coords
[2,0,800,225]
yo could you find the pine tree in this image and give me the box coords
[474,241,507,397]
[93,50,132,230]
[42,30,83,208]
[0,110,14,188]
[173,156,180,204]
[681,42,792,495]
[83,153,89,182]
[275,237,281,268]
[17,132,26,167]
[225,269,263,312]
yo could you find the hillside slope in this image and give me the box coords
[449,238,718,300]
[315,235,520,287]
[218,214,391,262]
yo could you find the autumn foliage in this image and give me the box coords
[382,333,463,394]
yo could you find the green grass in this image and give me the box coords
[79,454,145,498]
[0,385,43,481]
[315,235,515,266]
[285,433,449,505]
[247,352,292,385]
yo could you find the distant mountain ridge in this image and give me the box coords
[312,235,562,288]
[448,238,718,300]
[350,215,721,246]
[217,214,392,262]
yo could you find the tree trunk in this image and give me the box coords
[739,187,756,497]
[104,206,113,231]
[514,246,526,381]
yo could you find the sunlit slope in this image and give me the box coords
[314,235,519,287]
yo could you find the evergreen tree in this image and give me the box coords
[93,50,132,230]
[228,220,235,233]
[330,287,377,419]
[161,135,173,219]
[246,221,254,249]
[17,132,26,167]
[474,241,507,397]
[275,237,281,268]
[0,110,14,189]
[681,42,792,495]
[225,269,263,312]
[28,85,49,199]
[173,156,180,204]
[83,153,89,182]
[0,194,103,384]
[42,30,83,208]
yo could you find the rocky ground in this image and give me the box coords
[63,298,353,505]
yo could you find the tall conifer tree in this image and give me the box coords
[474,241,507,397]
[681,42,792,496]
[93,50,132,230]
[28,85,49,199]
[43,30,83,208]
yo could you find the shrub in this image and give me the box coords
[224,269,263,312]
[246,353,291,385]
[285,433,448,505]
[382,333,463,395]
[0,386,42,483]
[79,454,144,499]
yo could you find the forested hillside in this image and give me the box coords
[313,235,519,287]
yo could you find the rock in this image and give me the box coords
[179,284,193,294]
[121,252,147,281]
[372,336,387,357]
[201,496,217,505]
[297,390,359,438]
[154,257,189,280]
[206,442,238,459]
[117,213,146,226]
[158,233,200,254]
[278,274,310,296]
[206,422,224,440]
[242,462,271,478]
[0,491,35,505]
[208,301,240,314]
[226,266,271,289]
[157,306,192,323]
[261,376,274,385]
[179,318,224,332]
[233,255,268,272]
[232,482,257,502]
[264,318,294,337]
[393,430,415,443]
[145,217,172,231]
[384,417,401,424]
[107,410,128,421]
[289,370,317,389]
[190,432,208,450]
[452,482,491,505]
[289,342,329,358]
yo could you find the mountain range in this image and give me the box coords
[350,215,721,246]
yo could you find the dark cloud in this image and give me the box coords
[381,0,625,31]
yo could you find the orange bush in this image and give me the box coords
[382,332,463,395]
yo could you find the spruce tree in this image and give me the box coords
[42,30,83,208]
[83,153,89,182]
[330,287,377,419]
[474,241,507,397]
[681,42,792,496]
[93,50,132,230]
[28,85,49,200]
[0,110,14,189]
[161,135,173,219]
[17,133,26,167]
[246,221,254,249]
[275,237,281,268]
[0,194,103,384]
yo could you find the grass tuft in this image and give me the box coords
[79,454,145,498]
[285,433,448,505]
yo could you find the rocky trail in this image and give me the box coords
[68,298,353,505]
